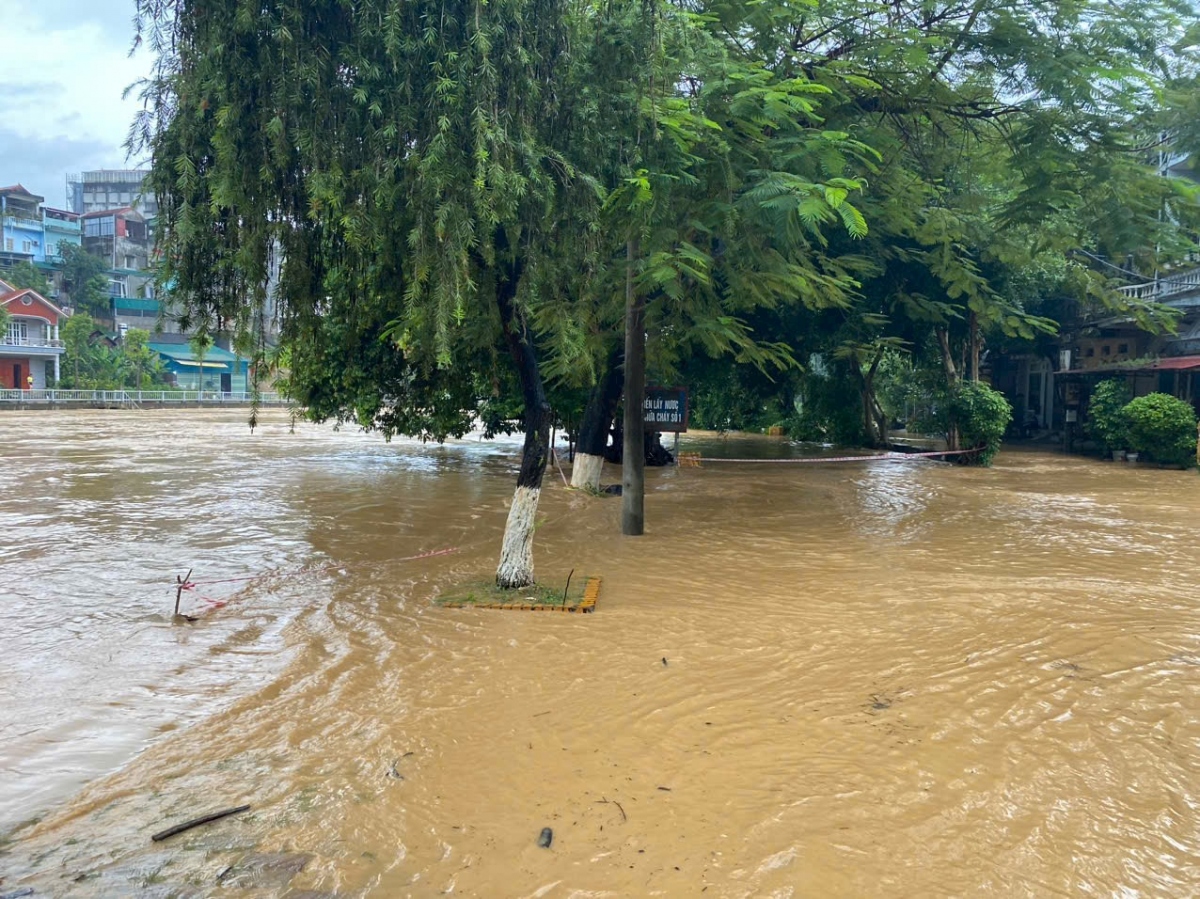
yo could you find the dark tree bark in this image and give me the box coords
[495,265,551,588]
[571,343,624,490]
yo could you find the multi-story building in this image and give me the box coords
[0,188,81,302]
[0,185,46,265]
[67,170,158,217]
[0,277,65,388]
[82,207,151,273]
[42,207,82,262]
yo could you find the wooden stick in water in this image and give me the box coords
[174,568,193,617]
[151,804,250,842]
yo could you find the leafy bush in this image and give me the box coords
[949,381,1012,466]
[1086,378,1132,452]
[1123,393,1197,467]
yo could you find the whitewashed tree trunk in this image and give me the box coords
[571,344,623,492]
[496,485,540,588]
[570,452,605,491]
[495,265,550,590]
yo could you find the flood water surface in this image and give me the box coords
[1,411,1199,896]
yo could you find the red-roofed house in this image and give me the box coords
[1,278,66,387]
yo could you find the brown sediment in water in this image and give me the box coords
[1,411,1199,896]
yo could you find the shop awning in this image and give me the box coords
[1140,355,1200,370]
[172,360,231,369]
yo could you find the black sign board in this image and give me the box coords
[643,386,688,432]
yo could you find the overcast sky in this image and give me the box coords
[0,0,152,208]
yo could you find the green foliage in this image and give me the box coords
[134,0,875,453]
[790,363,867,446]
[687,357,791,433]
[1123,393,1197,467]
[5,262,51,294]
[59,245,110,318]
[1086,378,1134,452]
[59,314,168,389]
[123,328,165,389]
[874,350,928,425]
[130,0,1200,479]
[947,382,1013,467]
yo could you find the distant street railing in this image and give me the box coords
[0,389,288,406]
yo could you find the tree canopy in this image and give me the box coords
[133,0,1200,568]
[4,262,51,295]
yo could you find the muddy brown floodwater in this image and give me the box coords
[1,409,1199,897]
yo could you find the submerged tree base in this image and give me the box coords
[437,576,600,613]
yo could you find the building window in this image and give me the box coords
[1118,343,1129,354]
[1102,345,1111,356]
[85,217,115,238]
[6,320,27,344]
[4,238,11,251]
[1085,347,1094,357]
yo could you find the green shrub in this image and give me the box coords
[1086,378,1132,452]
[1123,393,1197,467]
[949,381,1012,466]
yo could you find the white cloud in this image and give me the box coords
[0,0,151,202]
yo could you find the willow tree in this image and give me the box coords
[134,0,611,588]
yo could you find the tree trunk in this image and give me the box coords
[968,311,980,383]
[571,344,624,491]
[858,349,886,448]
[860,381,879,446]
[935,326,958,384]
[495,269,550,589]
[872,397,889,446]
[935,326,961,450]
[621,240,645,536]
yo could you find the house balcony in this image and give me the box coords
[2,212,43,227]
[0,335,65,355]
[43,218,82,234]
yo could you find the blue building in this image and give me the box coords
[42,206,82,262]
[0,185,46,264]
[149,335,250,393]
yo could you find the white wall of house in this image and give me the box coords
[171,369,247,392]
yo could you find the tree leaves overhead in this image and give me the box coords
[133,0,878,437]
[132,0,1200,445]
